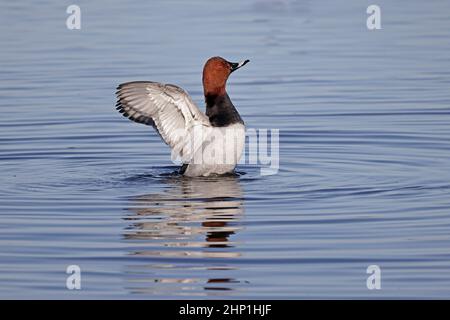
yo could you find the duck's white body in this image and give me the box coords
[182,122,245,177]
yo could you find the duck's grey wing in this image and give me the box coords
[115,81,211,162]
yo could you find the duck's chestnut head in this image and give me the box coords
[202,56,249,96]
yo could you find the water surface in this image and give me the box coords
[1,0,450,298]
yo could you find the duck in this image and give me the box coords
[115,56,249,177]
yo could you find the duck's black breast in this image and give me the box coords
[205,93,244,127]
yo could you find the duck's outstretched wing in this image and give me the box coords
[115,81,211,161]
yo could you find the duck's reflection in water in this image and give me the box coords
[123,174,246,295]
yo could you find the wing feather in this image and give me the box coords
[115,81,211,162]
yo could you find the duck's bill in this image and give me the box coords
[229,59,250,73]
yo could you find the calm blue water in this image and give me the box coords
[1,0,450,299]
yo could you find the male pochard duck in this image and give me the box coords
[115,56,249,177]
